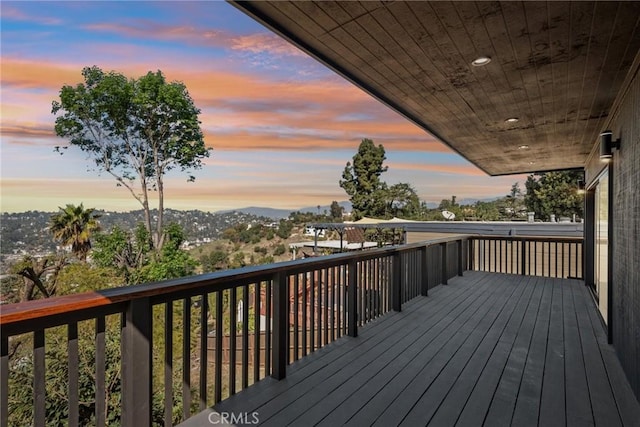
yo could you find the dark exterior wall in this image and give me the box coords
[612,68,640,400]
[586,63,640,399]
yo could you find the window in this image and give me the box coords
[594,169,609,323]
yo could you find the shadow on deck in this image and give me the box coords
[182,271,640,426]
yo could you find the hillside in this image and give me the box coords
[0,209,271,258]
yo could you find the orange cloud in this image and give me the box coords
[1,59,83,90]
[1,58,450,153]
[0,177,344,213]
[1,124,55,140]
[82,20,304,58]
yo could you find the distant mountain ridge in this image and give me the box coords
[216,207,292,219]
[220,201,353,219]
[222,198,500,219]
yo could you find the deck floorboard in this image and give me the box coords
[180,272,640,427]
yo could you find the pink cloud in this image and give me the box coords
[0,5,62,25]
[82,20,303,58]
[2,58,448,154]
[0,124,56,142]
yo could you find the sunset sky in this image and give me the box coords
[0,1,525,214]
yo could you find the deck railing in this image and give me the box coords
[0,236,467,427]
[468,236,584,279]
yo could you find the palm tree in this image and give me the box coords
[49,203,101,261]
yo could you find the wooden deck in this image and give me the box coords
[182,271,640,426]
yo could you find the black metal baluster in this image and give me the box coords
[199,293,208,410]
[95,317,106,427]
[242,284,249,388]
[265,280,272,376]
[68,323,78,427]
[324,268,329,345]
[182,298,191,420]
[164,304,174,427]
[229,287,237,397]
[293,274,299,361]
[347,259,358,337]
[214,291,223,403]
[253,283,260,382]
[302,275,307,357]
[33,330,45,427]
[310,271,315,351]
[1,335,7,427]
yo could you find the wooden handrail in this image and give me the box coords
[0,235,472,332]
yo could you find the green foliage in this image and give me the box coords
[56,263,124,294]
[51,66,211,250]
[8,322,123,426]
[273,243,286,256]
[93,223,197,284]
[340,138,388,219]
[386,183,421,218]
[474,201,501,221]
[259,255,274,264]
[49,203,101,261]
[524,170,584,221]
[8,254,68,302]
[288,211,328,224]
[276,219,293,239]
[92,224,148,282]
[329,201,344,221]
[229,252,246,269]
[200,249,229,272]
[222,223,274,245]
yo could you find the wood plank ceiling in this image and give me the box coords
[231,1,640,175]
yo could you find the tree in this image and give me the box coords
[9,255,68,302]
[473,201,501,221]
[200,250,229,272]
[92,223,196,284]
[92,225,148,282]
[386,183,420,218]
[503,182,525,219]
[276,219,293,239]
[437,196,462,220]
[340,138,388,219]
[49,203,101,261]
[524,170,584,221]
[52,66,211,251]
[329,201,344,221]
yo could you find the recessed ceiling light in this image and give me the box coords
[505,117,519,123]
[471,56,492,66]
[529,161,536,165]
[518,145,529,149]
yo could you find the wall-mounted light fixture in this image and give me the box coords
[599,130,621,161]
[577,179,585,195]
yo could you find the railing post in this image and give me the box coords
[468,238,474,270]
[122,298,152,427]
[272,272,288,380]
[392,252,402,311]
[1,336,8,427]
[421,246,429,296]
[520,239,527,275]
[347,259,358,337]
[441,242,448,285]
[457,239,464,276]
